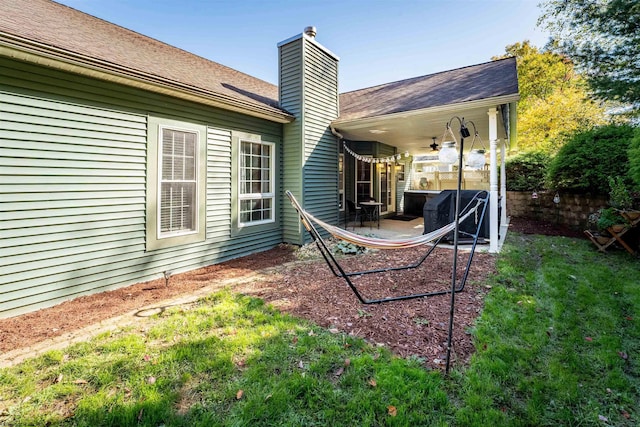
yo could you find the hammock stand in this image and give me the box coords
[285,190,490,305]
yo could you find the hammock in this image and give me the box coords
[285,190,490,304]
[301,201,480,250]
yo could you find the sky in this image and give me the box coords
[55,0,550,93]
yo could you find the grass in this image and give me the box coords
[0,233,638,426]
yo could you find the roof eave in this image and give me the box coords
[333,94,520,127]
[0,35,294,124]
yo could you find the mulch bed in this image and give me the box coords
[0,217,578,369]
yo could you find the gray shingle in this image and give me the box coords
[0,0,282,112]
[339,58,518,120]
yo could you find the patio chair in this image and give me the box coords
[345,199,361,229]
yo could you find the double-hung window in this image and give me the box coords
[159,128,198,236]
[146,118,206,251]
[238,139,274,226]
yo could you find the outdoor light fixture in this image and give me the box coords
[466,127,487,170]
[442,115,472,375]
[438,123,459,165]
[467,149,486,169]
[438,141,458,164]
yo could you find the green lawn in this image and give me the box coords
[1,233,638,426]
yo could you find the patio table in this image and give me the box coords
[359,201,383,229]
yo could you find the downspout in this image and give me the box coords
[330,126,344,140]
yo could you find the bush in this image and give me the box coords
[629,127,640,189]
[546,124,636,194]
[505,151,551,191]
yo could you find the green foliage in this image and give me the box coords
[546,124,635,193]
[494,41,608,153]
[608,176,633,209]
[333,240,366,255]
[629,127,640,188]
[505,151,551,191]
[539,0,640,115]
[596,207,626,231]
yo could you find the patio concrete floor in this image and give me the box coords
[349,215,509,253]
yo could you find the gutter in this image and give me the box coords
[332,94,521,127]
[0,34,295,124]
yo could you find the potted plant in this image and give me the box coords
[607,176,640,222]
[586,210,610,244]
[596,207,628,233]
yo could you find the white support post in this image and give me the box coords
[488,108,499,253]
[500,137,508,227]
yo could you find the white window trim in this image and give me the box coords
[237,138,276,228]
[145,117,206,252]
[157,125,201,240]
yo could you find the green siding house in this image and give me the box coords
[0,0,518,318]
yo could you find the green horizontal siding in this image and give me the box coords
[0,57,283,318]
[279,38,304,244]
[302,39,339,224]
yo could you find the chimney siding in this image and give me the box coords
[279,32,339,245]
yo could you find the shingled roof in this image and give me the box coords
[338,57,518,121]
[0,0,288,119]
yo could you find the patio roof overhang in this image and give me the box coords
[331,94,519,154]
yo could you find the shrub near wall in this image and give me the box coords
[507,191,608,230]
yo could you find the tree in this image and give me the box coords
[539,0,640,115]
[546,124,635,194]
[629,127,640,190]
[494,41,608,153]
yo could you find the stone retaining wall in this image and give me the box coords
[506,191,608,230]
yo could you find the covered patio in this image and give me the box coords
[332,58,519,253]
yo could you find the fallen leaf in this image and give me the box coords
[585,336,593,342]
[292,336,298,344]
[138,408,144,421]
[598,414,608,422]
[621,409,630,419]
[388,406,397,417]
[73,379,88,385]
[54,373,63,384]
[236,390,244,400]
[334,367,344,377]
[368,379,377,387]
[329,328,339,334]
[344,358,351,367]
[618,351,628,360]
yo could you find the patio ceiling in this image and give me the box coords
[332,58,519,157]
[332,98,514,157]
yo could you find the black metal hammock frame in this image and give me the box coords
[285,190,490,304]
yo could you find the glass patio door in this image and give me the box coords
[355,157,372,203]
[379,162,393,214]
